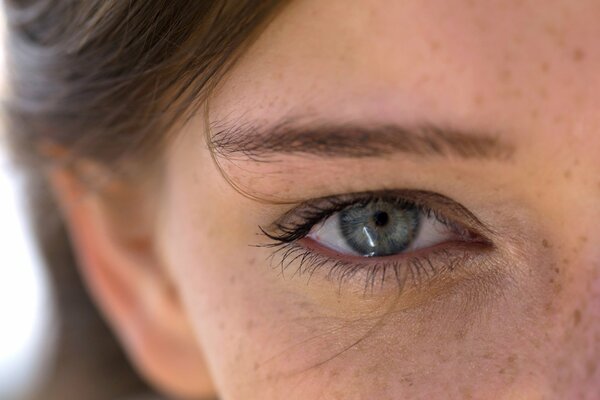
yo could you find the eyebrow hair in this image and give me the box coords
[209,118,515,161]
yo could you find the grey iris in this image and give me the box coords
[338,200,421,257]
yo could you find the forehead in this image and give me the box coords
[211,0,600,143]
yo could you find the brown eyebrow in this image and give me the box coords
[209,118,515,161]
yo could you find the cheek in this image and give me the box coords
[544,233,600,392]
[156,163,555,399]
[157,136,364,397]
[157,120,600,399]
[158,178,377,397]
[161,212,560,400]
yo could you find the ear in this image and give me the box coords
[47,164,215,399]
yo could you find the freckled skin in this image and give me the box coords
[155,0,600,399]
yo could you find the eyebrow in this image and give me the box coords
[209,118,515,161]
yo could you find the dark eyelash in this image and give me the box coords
[264,241,476,295]
[259,191,462,247]
[255,190,491,294]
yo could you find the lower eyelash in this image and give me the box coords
[265,240,476,295]
[256,190,493,294]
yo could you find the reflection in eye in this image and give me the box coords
[308,199,457,257]
[260,191,492,293]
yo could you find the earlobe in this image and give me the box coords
[47,167,215,399]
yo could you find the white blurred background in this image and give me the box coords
[0,7,57,399]
[0,145,56,400]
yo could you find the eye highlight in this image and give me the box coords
[259,190,493,294]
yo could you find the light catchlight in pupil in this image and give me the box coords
[338,200,421,257]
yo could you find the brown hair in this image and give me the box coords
[2,1,286,398]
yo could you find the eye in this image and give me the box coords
[259,190,491,293]
[306,198,459,257]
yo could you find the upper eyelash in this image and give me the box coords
[259,190,480,246]
[255,190,492,294]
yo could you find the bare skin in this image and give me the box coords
[53,0,600,399]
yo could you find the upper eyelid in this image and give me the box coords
[269,190,493,238]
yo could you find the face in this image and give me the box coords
[156,0,600,398]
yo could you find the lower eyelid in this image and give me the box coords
[299,237,485,264]
[301,237,429,263]
[275,238,494,296]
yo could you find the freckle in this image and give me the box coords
[542,239,550,248]
[540,61,550,73]
[586,359,597,377]
[229,275,236,284]
[430,40,441,51]
[573,309,582,326]
[499,68,512,81]
[530,109,539,119]
[573,48,585,62]
[473,93,485,106]
[562,258,570,265]
[553,283,563,294]
[507,355,517,364]
[563,169,572,179]
[246,319,255,330]
[248,257,256,266]
[579,236,588,243]
[454,329,467,340]
[554,267,560,274]
[460,386,474,399]
[366,364,380,375]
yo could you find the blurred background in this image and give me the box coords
[0,6,57,397]
[0,138,55,399]
[0,5,152,400]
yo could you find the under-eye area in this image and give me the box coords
[257,190,496,296]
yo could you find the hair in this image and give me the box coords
[1,1,286,399]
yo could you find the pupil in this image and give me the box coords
[372,211,389,227]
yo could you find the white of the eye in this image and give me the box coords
[307,210,456,256]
